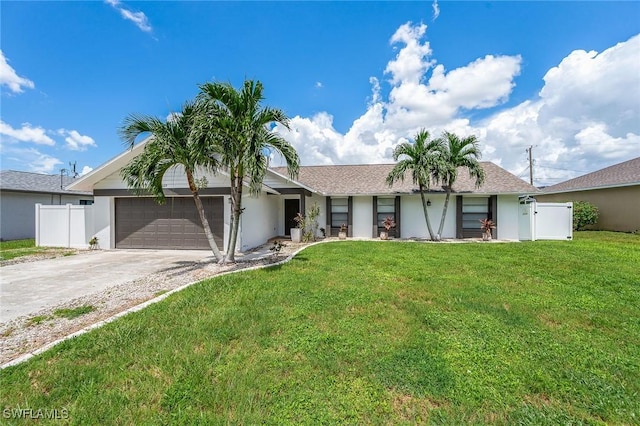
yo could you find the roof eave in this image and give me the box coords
[66,139,150,192]
[542,181,639,194]
[0,188,93,196]
[266,168,320,195]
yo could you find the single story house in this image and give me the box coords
[0,170,94,241]
[66,141,539,251]
[537,156,640,233]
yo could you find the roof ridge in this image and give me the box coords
[1,169,57,177]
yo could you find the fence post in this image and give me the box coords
[66,203,72,248]
[35,204,41,247]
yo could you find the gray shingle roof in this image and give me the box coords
[543,157,640,193]
[272,162,538,196]
[0,170,92,195]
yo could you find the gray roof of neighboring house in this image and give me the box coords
[272,162,538,196]
[542,157,640,193]
[0,170,93,196]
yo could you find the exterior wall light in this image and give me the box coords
[426,199,432,207]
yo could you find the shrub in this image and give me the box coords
[573,201,599,230]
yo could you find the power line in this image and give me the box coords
[517,165,530,178]
[536,164,589,173]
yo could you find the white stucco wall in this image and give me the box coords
[400,195,454,238]
[497,195,520,240]
[238,193,279,251]
[352,196,373,238]
[92,196,114,249]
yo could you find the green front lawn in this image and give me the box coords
[1,232,639,424]
[0,239,73,261]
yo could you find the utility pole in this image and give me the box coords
[526,145,534,185]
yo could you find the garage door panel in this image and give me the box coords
[115,197,224,249]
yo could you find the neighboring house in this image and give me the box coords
[0,170,94,241]
[67,141,539,251]
[537,157,640,232]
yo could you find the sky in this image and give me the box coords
[1,1,639,187]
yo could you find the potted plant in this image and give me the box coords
[338,223,347,240]
[291,213,304,243]
[380,216,395,240]
[89,236,99,250]
[479,218,496,241]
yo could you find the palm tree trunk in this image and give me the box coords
[437,188,451,241]
[225,173,243,263]
[419,185,436,240]
[186,169,224,262]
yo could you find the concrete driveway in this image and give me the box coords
[0,249,213,323]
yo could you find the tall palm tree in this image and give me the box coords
[197,79,299,263]
[119,101,225,262]
[386,129,444,241]
[434,131,486,239]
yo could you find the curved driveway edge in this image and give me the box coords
[0,249,213,324]
[0,241,320,369]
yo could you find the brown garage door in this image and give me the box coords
[115,197,224,249]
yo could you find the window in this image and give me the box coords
[376,197,397,237]
[80,200,94,205]
[331,198,348,230]
[461,197,488,237]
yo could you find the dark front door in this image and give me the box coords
[284,199,300,236]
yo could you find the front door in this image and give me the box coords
[284,199,300,236]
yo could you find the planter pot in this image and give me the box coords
[291,228,302,243]
[380,231,389,240]
[482,232,492,241]
[338,231,347,240]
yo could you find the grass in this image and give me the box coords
[53,306,95,320]
[0,239,74,261]
[26,306,95,326]
[1,231,638,424]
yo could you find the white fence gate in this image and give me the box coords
[518,201,573,241]
[35,204,94,248]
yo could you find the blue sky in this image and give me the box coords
[1,1,639,186]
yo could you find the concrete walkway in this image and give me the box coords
[0,249,216,323]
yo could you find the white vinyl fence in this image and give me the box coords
[518,201,573,241]
[35,204,94,249]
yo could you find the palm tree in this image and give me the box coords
[434,131,486,239]
[386,129,444,241]
[197,79,299,263]
[119,101,225,262]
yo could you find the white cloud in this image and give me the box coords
[432,0,440,21]
[0,50,34,94]
[58,129,97,151]
[273,22,639,186]
[385,22,434,85]
[106,0,153,33]
[315,81,323,88]
[30,153,63,174]
[0,147,63,174]
[481,34,640,185]
[273,113,341,166]
[274,21,521,166]
[80,166,94,176]
[0,120,55,145]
